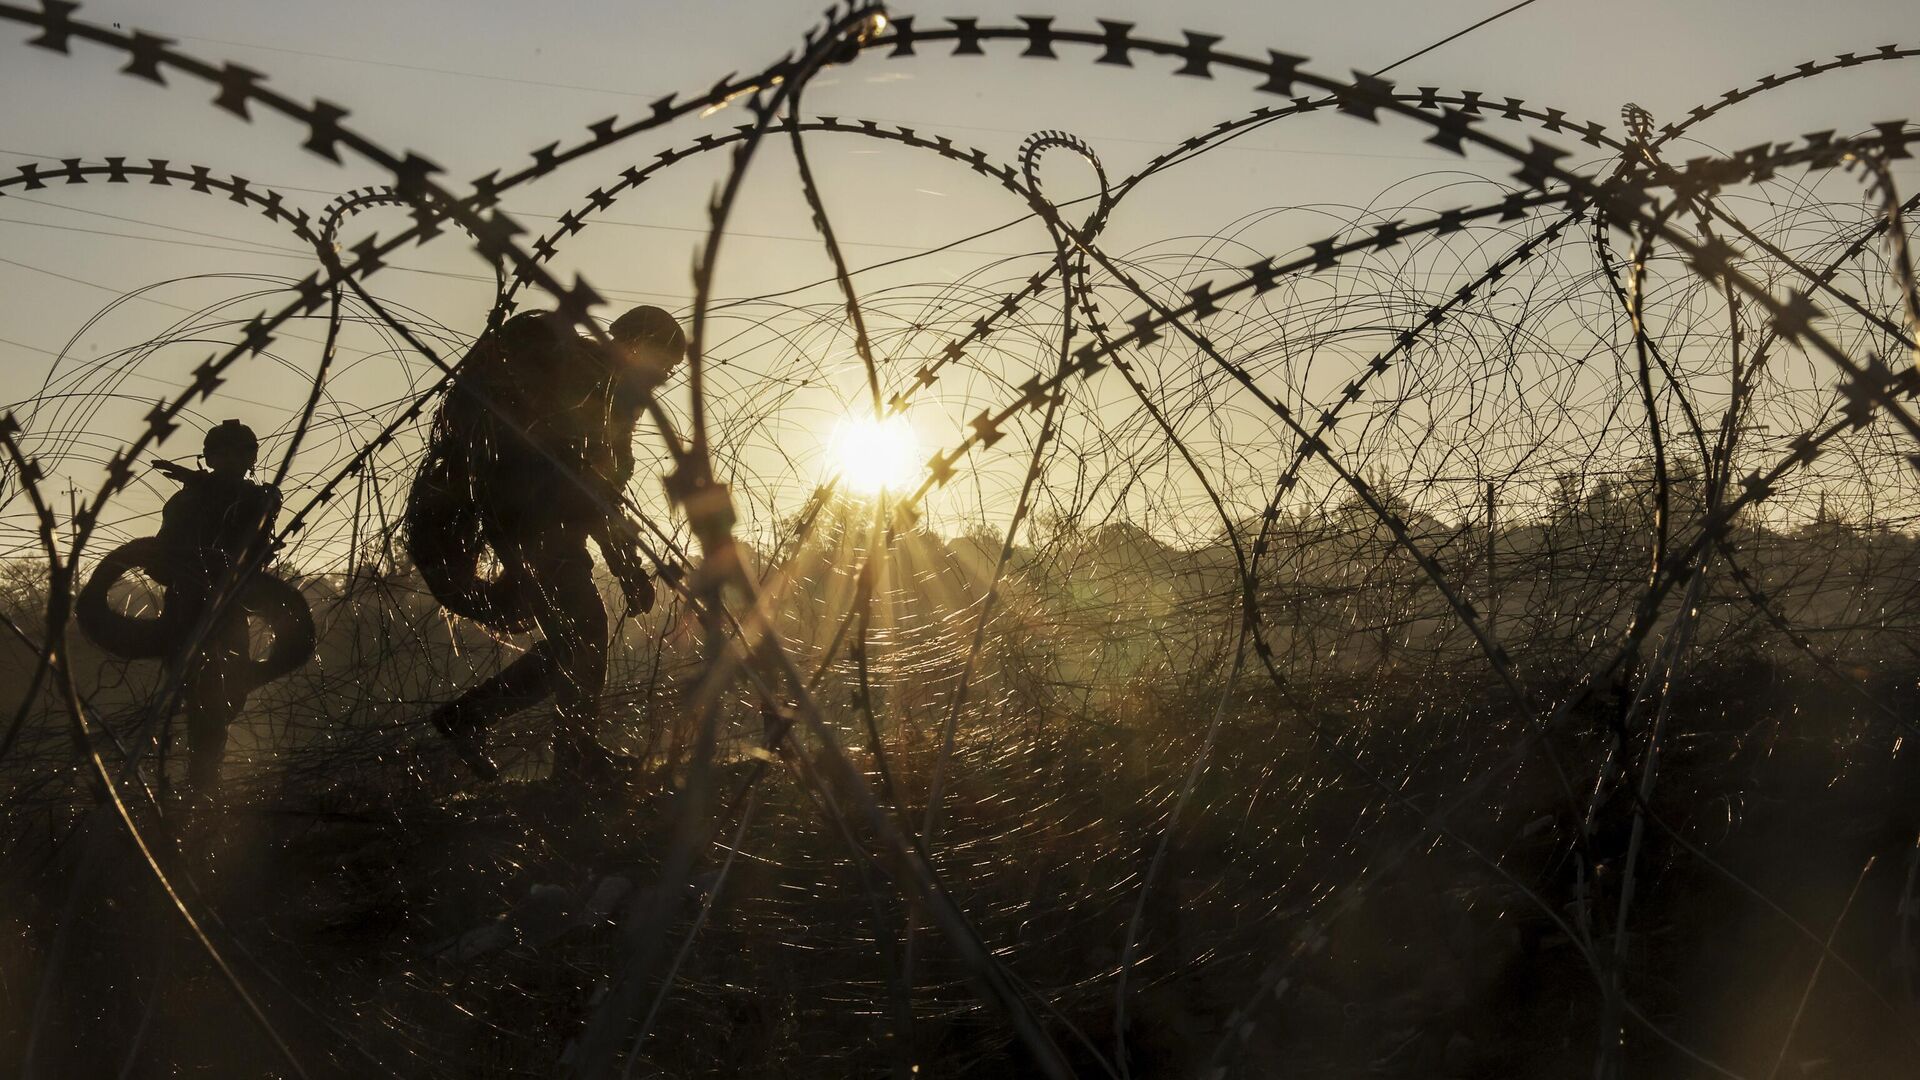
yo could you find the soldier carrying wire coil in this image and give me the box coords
[407,306,683,783]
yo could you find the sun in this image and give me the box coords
[828,414,919,495]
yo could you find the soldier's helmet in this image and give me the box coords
[610,306,686,370]
[203,419,259,466]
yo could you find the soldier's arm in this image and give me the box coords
[258,483,283,534]
[590,512,656,613]
[254,484,285,560]
[216,483,282,570]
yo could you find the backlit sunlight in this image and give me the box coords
[827,413,919,495]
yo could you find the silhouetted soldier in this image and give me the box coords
[151,419,282,795]
[409,306,681,782]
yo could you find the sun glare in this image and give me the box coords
[828,414,919,495]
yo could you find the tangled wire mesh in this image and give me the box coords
[3,3,1920,1077]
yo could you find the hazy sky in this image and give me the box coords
[1,1,1915,556]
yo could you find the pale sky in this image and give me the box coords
[1,0,1916,563]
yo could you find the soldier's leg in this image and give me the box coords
[182,670,229,795]
[525,527,611,774]
[183,616,248,795]
[430,645,557,735]
[429,518,554,778]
